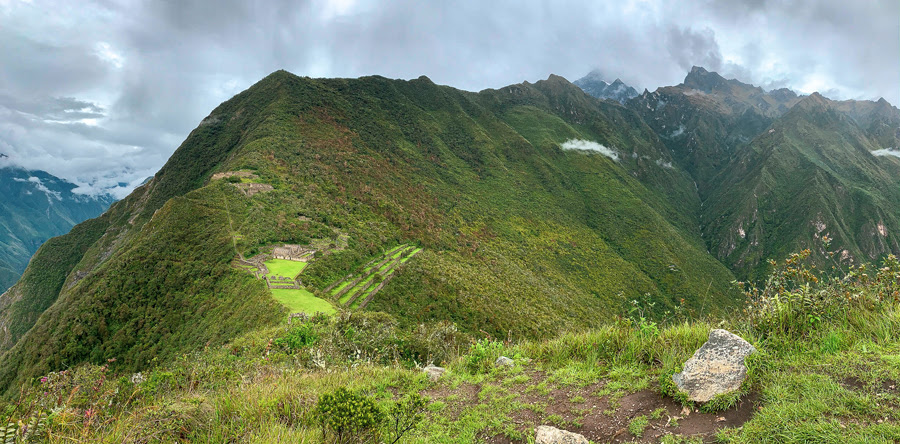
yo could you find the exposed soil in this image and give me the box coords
[425,369,759,444]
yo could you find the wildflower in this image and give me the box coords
[40,377,47,383]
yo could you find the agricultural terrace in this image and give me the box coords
[264,259,308,279]
[270,288,336,315]
[329,244,422,310]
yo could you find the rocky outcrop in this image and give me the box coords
[673,329,756,402]
[535,425,589,444]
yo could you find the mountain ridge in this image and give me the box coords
[0,165,115,294]
[2,67,899,395]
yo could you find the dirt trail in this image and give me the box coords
[420,369,757,444]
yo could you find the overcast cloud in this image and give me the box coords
[0,0,897,197]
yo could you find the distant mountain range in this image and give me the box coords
[573,70,640,103]
[625,66,900,279]
[0,164,114,294]
[1,67,898,392]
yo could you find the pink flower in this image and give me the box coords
[40,377,47,383]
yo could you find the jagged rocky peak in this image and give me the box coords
[682,66,731,92]
[795,91,830,110]
[768,88,798,101]
[573,70,639,103]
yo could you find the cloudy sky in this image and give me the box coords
[0,0,897,198]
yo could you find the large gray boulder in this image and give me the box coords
[673,329,756,402]
[535,425,588,444]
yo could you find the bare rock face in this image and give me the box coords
[673,329,756,402]
[495,356,514,367]
[535,425,589,444]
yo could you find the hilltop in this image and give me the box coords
[0,70,740,392]
[1,66,900,424]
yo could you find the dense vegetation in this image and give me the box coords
[1,66,899,417]
[2,251,898,443]
[629,67,900,281]
[0,168,114,293]
[0,70,747,394]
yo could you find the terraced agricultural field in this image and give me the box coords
[264,259,307,279]
[328,244,421,310]
[270,288,335,315]
[262,258,336,313]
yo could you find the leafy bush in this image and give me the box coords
[385,393,427,444]
[464,339,505,374]
[741,251,900,340]
[402,321,462,366]
[274,323,319,352]
[316,388,384,444]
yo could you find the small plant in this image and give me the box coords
[650,407,668,420]
[464,339,505,374]
[385,393,428,444]
[661,434,702,444]
[316,388,384,444]
[628,414,649,437]
[546,413,564,426]
[658,368,692,407]
[274,322,319,352]
[700,391,741,413]
[628,294,660,338]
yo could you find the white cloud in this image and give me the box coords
[872,148,900,159]
[560,139,619,161]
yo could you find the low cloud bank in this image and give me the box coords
[872,148,900,159]
[560,139,619,161]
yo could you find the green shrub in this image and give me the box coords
[274,323,319,352]
[385,393,427,444]
[464,339,505,374]
[316,388,384,444]
[402,321,462,366]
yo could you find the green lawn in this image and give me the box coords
[270,288,335,315]
[264,259,307,278]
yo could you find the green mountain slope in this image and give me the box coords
[0,71,741,393]
[0,167,115,293]
[627,66,801,193]
[623,67,900,281]
[702,93,900,279]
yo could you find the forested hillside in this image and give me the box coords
[0,70,742,392]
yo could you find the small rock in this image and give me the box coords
[495,356,514,367]
[535,425,589,444]
[673,329,756,402]
[423,365,446,381]
[681,406,691,416]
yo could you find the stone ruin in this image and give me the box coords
[272,244,315,261]
[235,183,274,196]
